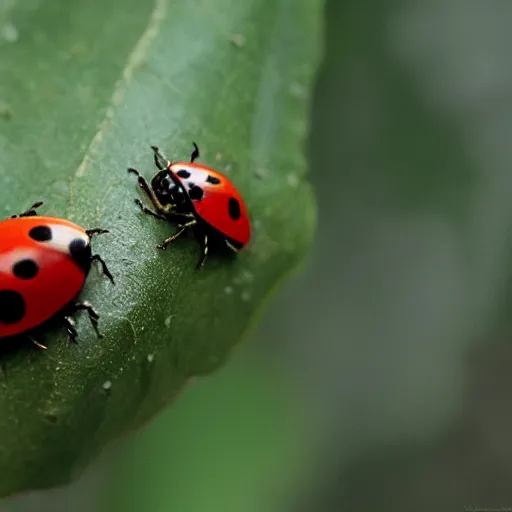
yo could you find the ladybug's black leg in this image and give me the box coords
[128,167,153,195]
[63,316,79,344]
[86,228,109,238]
[157,220,196,250]
[150,146,170,170]
[90,254,115,284]
[10,201,44,218]
[224,239,240,253]
[174,212,196,220]
[29,335,47,350]
[197,233,209,269]
[20,202,44,217]
[128,167,170,215]
[71,301,102,339]
[190,142,200,163]
[134,199,167,221]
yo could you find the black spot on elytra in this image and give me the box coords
[189,185,204,201]
[29,225,52,242]
[0,290,25,324]
[69,238,92,274]
[13,259,39,279]
[177,169,191,179]
[206,175,221,185]
[228,197,241,220]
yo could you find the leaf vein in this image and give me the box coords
[72,0,168,181]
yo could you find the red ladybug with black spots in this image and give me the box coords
[0,202,114,348]
[128,143,251,268]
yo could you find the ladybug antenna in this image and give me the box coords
[151,145,170,171]
[190,142,199,163]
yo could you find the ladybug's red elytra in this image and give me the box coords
[0,202,114,348]
[128,143,251,268]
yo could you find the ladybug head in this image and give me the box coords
[149,145,191,213]
[150,170,188,209]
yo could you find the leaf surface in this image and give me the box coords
[0,0,322,497]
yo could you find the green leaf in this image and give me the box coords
[0,0,322,498]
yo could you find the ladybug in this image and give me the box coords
[128,142,251,268]
[0,202,114,349]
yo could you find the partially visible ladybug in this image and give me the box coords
[0,202,114,349]
[128,142,251,268]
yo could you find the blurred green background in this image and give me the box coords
[4,0,512,510]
